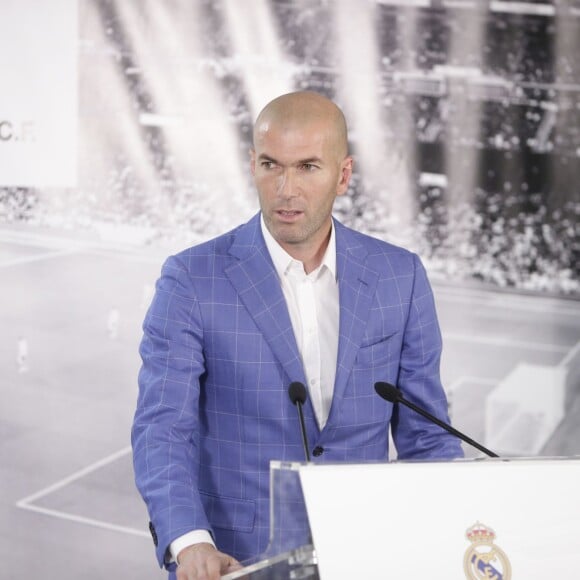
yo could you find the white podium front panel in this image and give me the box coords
[299,458,580,579]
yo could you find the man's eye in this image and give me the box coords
[261,161,276,169]
[301,163,317,171]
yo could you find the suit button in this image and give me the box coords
[149,521,158,546]
[312,446,324,457]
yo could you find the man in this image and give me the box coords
[132,91,463,580]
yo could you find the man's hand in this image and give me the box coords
[176,542,243,580]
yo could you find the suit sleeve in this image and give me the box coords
[131,254,210,569]
[390,254,464,460]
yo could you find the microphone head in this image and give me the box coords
[374,381,402,403]
[288,381,307,405]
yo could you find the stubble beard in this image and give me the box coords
[265,207,333,250]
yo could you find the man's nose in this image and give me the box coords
[276,169,298,199]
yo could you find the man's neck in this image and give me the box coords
[260,215,336,276]
[281,230,331,274]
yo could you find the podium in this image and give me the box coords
[224,457,580,579]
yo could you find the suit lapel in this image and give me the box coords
[327,221,379,426]
[224,214,307,388]
[225,215,377,434]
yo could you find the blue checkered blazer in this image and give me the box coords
[132,212,462,571]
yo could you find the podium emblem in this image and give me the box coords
[463,521,512,580]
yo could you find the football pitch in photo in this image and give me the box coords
[1,226,578,579]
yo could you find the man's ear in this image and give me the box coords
[337,156,354,196]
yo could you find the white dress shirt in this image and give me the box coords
[260,215,339,429]
[170,216,340,561]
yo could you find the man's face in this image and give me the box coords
[251,119,352,255]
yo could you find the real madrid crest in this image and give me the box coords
[463,521,512,580]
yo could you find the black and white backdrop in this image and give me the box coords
[1,1,579,578]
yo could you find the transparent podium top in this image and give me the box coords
[223,461,317,579]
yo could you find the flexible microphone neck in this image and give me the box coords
[288,382,311,462]
[374,381,499,458]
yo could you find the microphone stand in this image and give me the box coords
[375,382,499,458]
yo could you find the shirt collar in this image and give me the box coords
[260,213,337,279]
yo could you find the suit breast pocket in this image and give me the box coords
[355,331,400,367]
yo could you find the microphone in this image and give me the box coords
[288,382,311,461]
[374,381,499,458]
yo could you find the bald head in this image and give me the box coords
[253,91,349,160]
